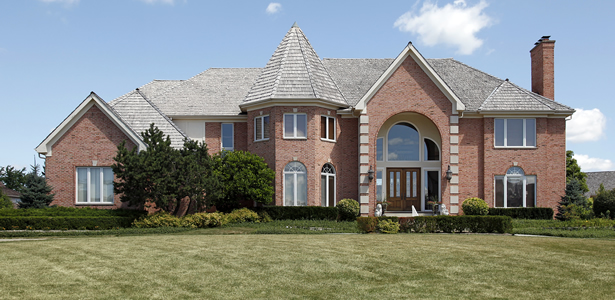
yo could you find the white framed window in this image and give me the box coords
[495,167,536,208]
[221,123,234,151]
[376,137,384,161]
[254,115,270,141]
[387,122,420,161]
[284,162,307,206]
[76,167,114,204]
[376,168,384,202]
[423,169,440,211]
[320,115,336,141]
[494,119,536,147]
[284,113,307,139]
[321,163,336,207]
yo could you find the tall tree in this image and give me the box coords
[176,139,219,214]
[0,165,27,192]
[19,164,54,209]
[566,150,588,193]
[556,178,591,220]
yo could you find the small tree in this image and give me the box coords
[556,178,592,220]
[593,184,615,219]
[0,165,27,192]
[208,150,275,212]
[0,189,13,209]
[19,164,54,209]
[566,150,588,193]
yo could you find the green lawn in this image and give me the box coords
[1,233,614,299]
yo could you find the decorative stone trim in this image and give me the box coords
[360,205,369,214]
[450,206,459,214]
[450,125,459,134]
[360,195,369,204]
[450,175,459,184]
[450,155,459,164]
[450,186,459,194]
[450,145,459,154]
[450,136,459,144]
[450,195,459,204]
[450,115,459,124]
[451,165,459,174]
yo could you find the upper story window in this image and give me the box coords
[387,123,419,161]
[76,167,114,204]
[320,115,336,141]
[221,123,234,151]
[495,119,536,147]
[255,115,270,141]
[284,113,307,139]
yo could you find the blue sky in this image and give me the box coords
[1,0,614,173]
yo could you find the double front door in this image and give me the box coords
[387,168,420,211]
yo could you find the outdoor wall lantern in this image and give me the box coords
[368,166,375,181]
[445,165,453,182]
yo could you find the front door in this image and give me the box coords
[387,168,421,211]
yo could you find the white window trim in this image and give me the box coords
[283,163,307,206]
[376,167,385,202]
[320,115,336,142]
[376,137,384,162]
[423,137,441,161]
[75,167,114,205]
[221,123,234,151]
[321,164,336,207]
[254,115,270,142]
[494,173,537,208]
[422,168,440,212]
[385,121,422,162]
[494,118,536,148]
[283,113,307,139]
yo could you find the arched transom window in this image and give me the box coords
[284,162,307,206]
[321,163,336,207]
[495,167,536,208]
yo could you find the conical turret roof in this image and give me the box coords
[243,24,347,106]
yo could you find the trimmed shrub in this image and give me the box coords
[0,206,147,219]
[356,217,378,233]
[337,198,359,221]
[462,197,489,215]
[222,208,260,224]
[0,216,134,230]
[132,212,183,228]
[377,219,400,234]
[253,206,338,220]
[594,189,615,219]
[0,190,13,209]
[399,216,512,234]
[182,212,224,228]
[488,207,554,219]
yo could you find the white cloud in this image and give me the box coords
[39,0,79,5]
[266,3,282,14]
[394,0,493,55]
[567,108,606,143]
[139,0,176,5]
[573,154,614,172]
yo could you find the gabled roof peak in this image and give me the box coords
[292,22,299,28]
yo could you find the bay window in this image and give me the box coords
[254,115,270,141]
[284,114,307,138]
[320,115,336,141]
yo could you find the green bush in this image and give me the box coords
[356,217,378,233]
[462,197,489,215]
[0,206,147,218]
[132,212,183,228]
[222,208,261,224]
[337,198,359,221]
[0,190,13,209]
[488,207,554,219]
[253,206,338,220]
[399,216,512,233]
[0,216,134,230]
[181,212,225,228]
[377,219,400,234]
[593,188,615,219]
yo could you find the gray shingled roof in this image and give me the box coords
[479,80,573,112]
[586,171,615,197]
[243,24,347,106]
[323,58,394,106]
[150,68,262,116]
[108,90,187,149]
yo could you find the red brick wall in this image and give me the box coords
[366,56,453,214]
[531,39,555,100]
[45,105,136,208]
[458,118,485,201]
[482,117,566,210]
[247,106,358,206]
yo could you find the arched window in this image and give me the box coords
[284,162,307,206]
[387,123,419,161]
[495,167,536,208]
[321,163,336,207]
[424,138,440,161]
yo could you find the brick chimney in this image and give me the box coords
[530,36,555,100]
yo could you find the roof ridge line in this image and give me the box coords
[507,81,556,110]
[478,80,507,111]
[135,89,189,139]
[435,58,505,82]
[296,27,319,99]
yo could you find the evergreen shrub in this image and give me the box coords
[0,191,13,209]
[399,216,512,233]
[0,216,134,230]
[132,212,183,228]
[377,219,400,234]
[488,207,554,219]
[222,208,261,224]
[356,217,378,233]
[462,197,489,215]
[593,188,615,219]
[181,212,224,228]
[337,198,359,221]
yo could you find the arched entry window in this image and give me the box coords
[495,167,536,208]
[321,163,336,207]
[284,162,307,206]
[387,123,419,161]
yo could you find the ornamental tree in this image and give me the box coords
[19,164,54,209]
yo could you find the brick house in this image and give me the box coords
[36,24,574,216]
